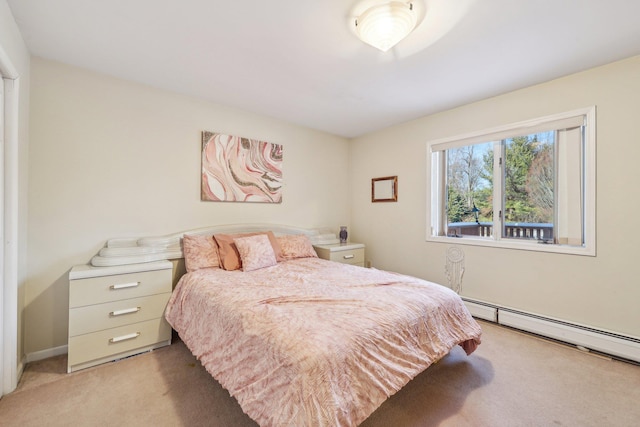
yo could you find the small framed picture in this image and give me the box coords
[371,176,397,202]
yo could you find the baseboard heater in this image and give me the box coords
[463,298,640,363]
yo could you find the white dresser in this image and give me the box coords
[313,243,366,267]
[67,261,173,372]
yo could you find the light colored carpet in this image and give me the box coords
[2,321,639,426]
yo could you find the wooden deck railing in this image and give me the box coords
[448,222,553,241]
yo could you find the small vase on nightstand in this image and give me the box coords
[339,226,348,244]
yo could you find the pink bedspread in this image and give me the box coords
[165,258,481,426]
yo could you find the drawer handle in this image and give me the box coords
[343,254,355,259]
[110,282,140,290]
[109,307,141,317]
[109,332,140,343]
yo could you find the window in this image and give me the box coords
[427,107,596,256]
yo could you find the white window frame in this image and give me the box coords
[426,106,596,256]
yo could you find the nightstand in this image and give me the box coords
[67,260,173,372]
[313,243,365,267]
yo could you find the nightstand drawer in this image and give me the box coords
[327,248,365,265]
[70,268,171,308]
[68,292,172,336]
[67,318,171,367]
[313,243,366,267]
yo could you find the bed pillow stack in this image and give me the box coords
[182,231,319,273]
[214,231,283,271]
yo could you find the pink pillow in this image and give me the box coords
[183,234,220,272]
[214,231,283,271]
[276,234,318,259]
[234,234,277,272]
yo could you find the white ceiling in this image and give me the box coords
[7,0,640,138]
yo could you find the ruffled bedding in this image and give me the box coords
[165,257,481,426]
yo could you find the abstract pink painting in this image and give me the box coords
[201,131,283,203]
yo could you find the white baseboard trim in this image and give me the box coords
[463,300,498,322]
[463,298,640,363]
[25,345,68,364]
[18,356,25,380]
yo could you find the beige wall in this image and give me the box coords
[350,55,640,338]
[1,0,30,376]
[26,57,350,354]
[22,51,640,353]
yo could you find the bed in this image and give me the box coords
[161,228,482,426]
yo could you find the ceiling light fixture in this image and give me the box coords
[355,2,418,52]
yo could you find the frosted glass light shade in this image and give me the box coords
[355,2,417,52]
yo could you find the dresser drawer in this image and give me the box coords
[68,318,171,367]
[68,292,171,336]
[69,268,171,308]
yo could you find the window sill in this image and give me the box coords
[426,234,595,256]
